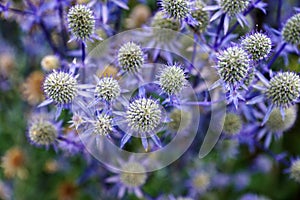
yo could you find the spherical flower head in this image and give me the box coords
[126,98,162,133]
[223,113,242,135]
[41,55,60,71]
[191,1,209,32]
[219,0,250,16]
[28,119,58,146]
[126,5,151,29]
[160,0,190,20]
[117,42,144,73]
[67,5,95,41]
[217,46,250,85]
[290,160,300,183]
[282,13,300,45]
[43,71,78,104]
[95,77,121,101]
[265,72,300,108]
[151,11,180,42]
[0,52,15,78]
[151,11,181,30]
[1,147,27,179]
[192,172,210,191]
[159,65,186,95]
[168,108,192,131]
[241,33,272,61]
[266,106,297,132]
[93,114,113,136]
[21,71,45,105]
[120,162,147,188]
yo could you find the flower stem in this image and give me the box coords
[214,14,225,49]
[0,3,34,15]
[190,33,198,70]
[81,42,86,64]
[277,0,282,27]
[58,0,68,52]
[81,42,86,82]
[39,19,60,55]
[267,43,287,69]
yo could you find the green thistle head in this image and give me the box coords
[241,32,272,61]
[219,0,250,16]
[93,114,113,136]
[28,119,58,146]
[266,106,297,132]
[223,113,243,135]
[282,13,300,45]
[160,0,190,20]
[117,42,144,73]
[159,65,186,95]
[43,71,78,104]
[120,162,147,188]
[126,98,162,133]
[265,72,300,108]
[191,1,209,32]
[67,5,95,41]
[95,77,121,102]
[217,46,250,85]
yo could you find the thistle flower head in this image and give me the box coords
[126,98,162,133]
[151,11,181,30]
[282,13,300,45]
[265,72,300,108]
[241,32,272,61]
[41,55,60,71]
[67,5,95,41]
[266,106,297,132]
[191,172,210,191]
[168,108,192,131]
[120,162,147,188]
[93,114,113,136]
[21,71,45,105]
[223,113,242,135]
[219,0,250,16]
[159,0,190,20]
[117,42,144,73]
[95,77,121,102]
[151,11,180,42]
[43,71,78,105]
[290,159,300,183]
[217,46,250,85]
[28,119,58,146]
[159,65,186,95]
[191,1,209,32]
[1,147,27,179]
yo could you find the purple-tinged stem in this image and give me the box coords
[189,33,198,71]
[58,0,68,52]
[214,14,225,49]
[254,141,289,166]
[267,43,287,69]
[39,19,60,55]
[277,0,282,27]
[81,42,86,64]
[0,3,34,15]
[81,42,86,82]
